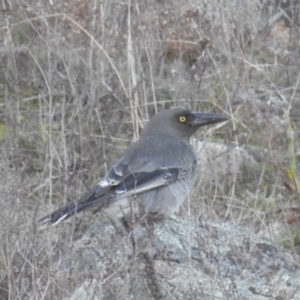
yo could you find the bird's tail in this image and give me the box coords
[38,200,95,225]
[38,184,107,226]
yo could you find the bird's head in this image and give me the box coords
[142,108,228,140]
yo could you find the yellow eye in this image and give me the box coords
[179,116,186,123]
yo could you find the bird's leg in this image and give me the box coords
[108,216,129,236]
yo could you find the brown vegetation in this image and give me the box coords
[1,0,300,298]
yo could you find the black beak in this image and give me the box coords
[191,112,228,127]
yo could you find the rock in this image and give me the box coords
[64,216,300,300]
[192,140,257,182]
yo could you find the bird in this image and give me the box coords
[39,107,228,225]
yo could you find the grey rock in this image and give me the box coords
[64,216,300,300]
[192,139,257,182]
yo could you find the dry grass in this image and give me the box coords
[0,0,300,298]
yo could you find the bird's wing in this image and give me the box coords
[39,156,193,225]
[98,153,194,204]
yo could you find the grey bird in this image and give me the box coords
[39,108,228,225]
